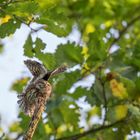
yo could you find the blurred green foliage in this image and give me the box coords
[1,0,140,139]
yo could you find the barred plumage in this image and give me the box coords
[24,60,47,77]
[17,59,67,117]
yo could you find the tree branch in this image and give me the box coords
[14,133,23,140]
[57,119,125,140]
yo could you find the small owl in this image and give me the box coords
[17,59,66,117]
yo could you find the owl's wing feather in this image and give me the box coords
[24,60,47,77]
[17,83,37,117]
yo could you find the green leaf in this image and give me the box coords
[53,70,81,96]
[43,19,71,37]
[0,44,4,53]
[24,35,34,58]
[55,42,83,66]
[127,104,140,131]
[9,122,22,132]
[35,38,45,49]
[11,77,30,93]
[37,4,73,37]
[0,19,21,38]
[69,87,96,106]
[93,79,104,104]
[6,1,39,16]
[18,112,30,130]
[46,100,79,137]
[47,107,64,129]
[87,106,101,121]
[0,0,6,3]
[69,87,90,100]
[33,121,48,140]
[40,53,56,70]
[34,37,46,57]
[135,77,140,92]
[33,38,56,69]
[107,105,128,122]
[59,101,79,128]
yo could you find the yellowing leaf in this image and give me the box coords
[67,123,74,132]
[27,16,34,24]
[83,23,96,42]
[0,15,11,25]
[81,46,89,59]
[80,128,84,133]
[115,105,128,120]
[81,46,88,54]
[89,0,96,5]
[85,23,95,34]
[84,63,90,70]
[18,77,30,84]
[9,122,22,132]
[0,127,2,132]
[104,20,113,28]
[110,79,128,99]
[57,124,67,136]
[81,63,90,75]
[127,0,140,4]
[103,1,111,9]
[45,124,52,134]
[36,0,60,8]
[11,77,30,93]
[88,106,100,116]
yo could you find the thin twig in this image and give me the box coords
[14,133,23,140]
[0,8,44,33]
[57,119,125,140]
[100,80,107,125]
[13,14,44,33]
[108,15,140,51]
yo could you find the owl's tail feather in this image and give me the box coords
[17,94,35,117]
[50,65,67,76]
[43,65,67,80]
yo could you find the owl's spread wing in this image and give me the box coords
[24,60,47,77]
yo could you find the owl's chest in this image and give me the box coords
[25,79,52,102]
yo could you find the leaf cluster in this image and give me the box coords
[1,0,140,140]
